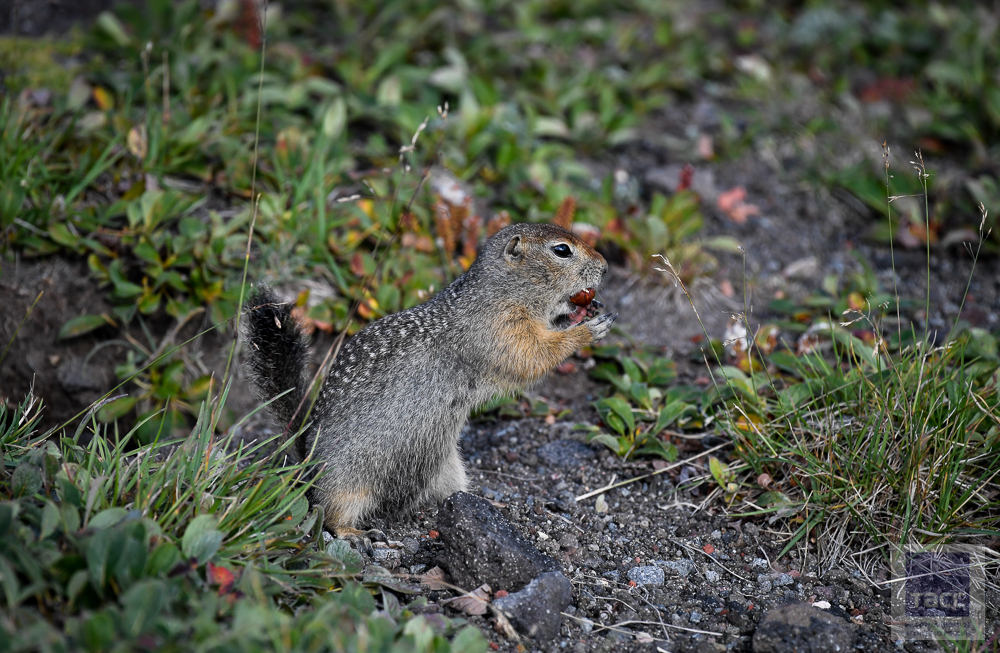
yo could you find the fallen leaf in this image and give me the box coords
[717,186,760,224]
[595,494,608,513]
[443,584,490,616]
[757,473,773,490]
[493,610,519,640]
[419,566,450,591]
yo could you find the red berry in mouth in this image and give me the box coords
[569,288,595,306]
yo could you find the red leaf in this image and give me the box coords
[677,164,694,192]
[207,562,236,595]
[234,0,262,49]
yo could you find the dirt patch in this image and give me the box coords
[0,255,122,427]
[0,255,259,434]
[345,394,902,652]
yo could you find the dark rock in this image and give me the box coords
[536,440,596,469]
[493,571,572,641]
[725,601,753,632]
[435,492,560,591]
[752,603,855,653]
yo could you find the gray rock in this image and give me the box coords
[752,603,856,653]
[689,610,702,624]
[372,547,401,569]
[602,570,620,583]
[493,572,572,642]
[704,569,721,583]
[435,492,560,592]
[750,558,770,571]
[773,573,795,587]
[626,566,664,587]
[536,440,596,469]
[659,559,696,577]
[759,580,773,594]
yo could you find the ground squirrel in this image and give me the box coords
[243,223,615,535]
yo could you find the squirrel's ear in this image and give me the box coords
[504,235,524,261]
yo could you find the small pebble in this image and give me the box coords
[627,566,665,587]
[689,610,702,624]
[773,573,794,587]
[705,569,720,583]
[659,559,696,577]
[750,558,769,571]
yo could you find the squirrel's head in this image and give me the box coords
[478,223,608,330]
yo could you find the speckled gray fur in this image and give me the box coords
[243,223,613,528]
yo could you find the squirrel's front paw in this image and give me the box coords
[586,312,617,342]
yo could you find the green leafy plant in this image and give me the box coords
[0,390,487,652]
[578,346,700,461]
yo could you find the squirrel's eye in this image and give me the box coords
[552,244,572,258]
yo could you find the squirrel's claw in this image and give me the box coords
[336,527,388,557]
[586,312,617,341]
[341,532,376,557]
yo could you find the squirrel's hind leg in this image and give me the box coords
[421,447,468,504]
[320,486,374,532]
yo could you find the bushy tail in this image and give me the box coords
[242,285,311,456]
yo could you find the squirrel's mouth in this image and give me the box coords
[551,288,602,330]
